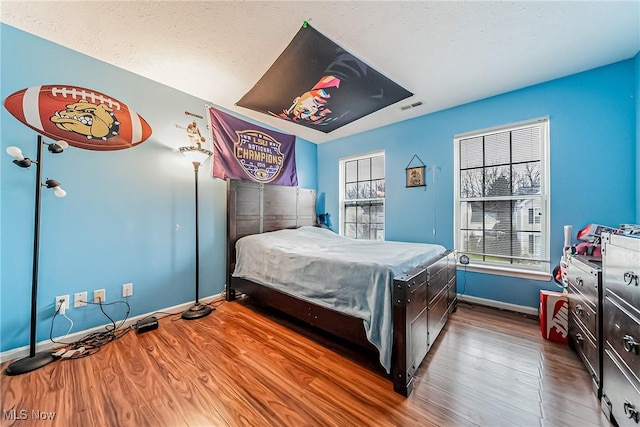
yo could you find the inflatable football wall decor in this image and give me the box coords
[4,85,152,151]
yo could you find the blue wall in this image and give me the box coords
[636,52,640,224]
[0,24,317,352]
[318,59,637,309]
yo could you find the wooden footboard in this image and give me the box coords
[228,250,458,397]
[226,179,458,396]
[391,250,457,396]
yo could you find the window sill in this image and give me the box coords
[457,263,552,281]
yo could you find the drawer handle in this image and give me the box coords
[624,400,639,422]
[576,277,584,287]
[574,305,584,316]
[624,271,639,286]
[575,333,584,345]
[623,335,640,354]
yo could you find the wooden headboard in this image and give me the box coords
[226,179,316,285]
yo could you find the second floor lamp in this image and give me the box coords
[179,143,213,320]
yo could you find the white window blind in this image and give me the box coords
[454,119,550,275]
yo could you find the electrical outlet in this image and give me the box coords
[93,289,105,303]
[55,295,70,314]
[74,291,87,308]
[122,283,133,297]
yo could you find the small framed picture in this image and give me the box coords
[406,166,426,188]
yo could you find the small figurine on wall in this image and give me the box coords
[186,121,206,148]
[176,120,207,148]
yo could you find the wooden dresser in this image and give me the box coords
[567,254,603,397]
[601,233,640,426]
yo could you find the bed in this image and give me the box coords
[225,179,457,396]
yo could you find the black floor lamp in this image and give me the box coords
[5,135,68,375]
[179,142,213,320]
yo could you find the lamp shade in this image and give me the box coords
[6,146,25,160]
[53,186,67,198]
[47,140,69,154]
[44,179,66,198]
[180,146,212,165]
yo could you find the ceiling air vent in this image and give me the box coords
[399,101,423,111]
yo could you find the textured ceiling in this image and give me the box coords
[1,1,639,143]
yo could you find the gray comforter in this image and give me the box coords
[232,226,446,373]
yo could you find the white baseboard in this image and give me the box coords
[457,294,538,317]
[0,294,224,364]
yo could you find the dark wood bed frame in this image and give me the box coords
[225,179,457,396]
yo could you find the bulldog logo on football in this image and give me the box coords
[50,99,120,141]
[3,85,152,151]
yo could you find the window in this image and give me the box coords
[454,118,550,277]
[528,207,542,225]
[339,151,385,240]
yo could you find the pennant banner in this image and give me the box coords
[236,23,413,133]
[208,107,298,186]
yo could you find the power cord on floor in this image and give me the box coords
[48,296,225,358]
[208,299,225,310]
[50,299,132,359]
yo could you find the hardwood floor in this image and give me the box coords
[1,300,611,426]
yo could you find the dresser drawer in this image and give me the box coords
[427,265,448,305]
[567,256,600,307]
[407,279,427,322]
[569,316,599,383]
[447,277,456,308]
[427,286,449,347]
[604,348,640,427]
[447,251,457,282]
[603,234,640,312]
[604,294,640,378]
[409,306,428,375]
[426,253,448,278]
[604,267,640,316]
[569,284,597,340]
